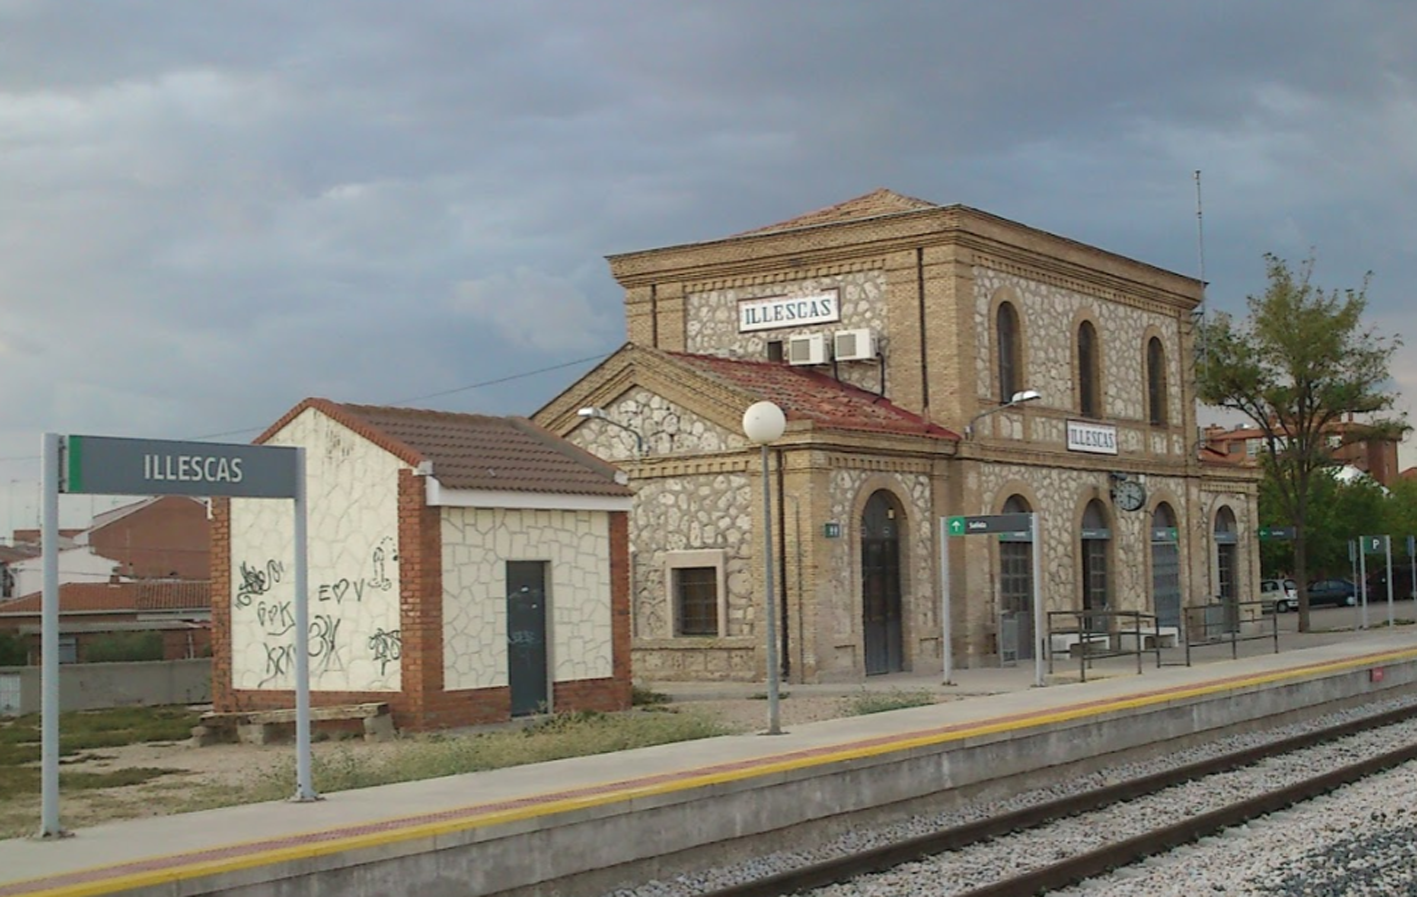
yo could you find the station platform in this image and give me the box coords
[3,624,1416,897]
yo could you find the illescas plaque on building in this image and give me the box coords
[1066,420,1119,455]
[61,435,299,498]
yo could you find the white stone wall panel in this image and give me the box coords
[441,507,613,690]
[229,409,406,693]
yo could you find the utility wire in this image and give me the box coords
[0,352,612,458]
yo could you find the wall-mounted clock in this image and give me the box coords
[1112,479,1147,512]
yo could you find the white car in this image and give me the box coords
[1262,578,1300,613]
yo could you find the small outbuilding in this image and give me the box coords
[211,398,633,731]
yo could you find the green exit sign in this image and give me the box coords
[823,522,841,539]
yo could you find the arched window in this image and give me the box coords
[999,494,1035,661]
[1080,499,1110,628]
[1150,503,1181,629]
[996,302,1022,403]
[1077,321,1101,418]
[1147,337,1168,426]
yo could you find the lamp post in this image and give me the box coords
[742,400,786,735]
[964,389,1041,439]
[577,407,646,456]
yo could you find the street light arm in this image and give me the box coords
[964,389,1041,440]
[577,407,646,456]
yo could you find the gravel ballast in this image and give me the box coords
[603,694,1417,897]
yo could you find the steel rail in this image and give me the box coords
[696,703,1417,897]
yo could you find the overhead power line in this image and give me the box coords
[0,352,612,460]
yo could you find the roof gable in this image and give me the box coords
[732,188,938,238]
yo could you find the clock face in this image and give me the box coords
[1113,480,1147,512]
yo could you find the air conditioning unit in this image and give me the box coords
[833,328,877,362]
[786,333,828,366]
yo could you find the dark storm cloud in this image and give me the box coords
[0,0,1414,527]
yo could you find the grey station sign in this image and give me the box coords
[61,435,299,498]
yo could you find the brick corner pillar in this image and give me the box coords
[209,497,233,710]
[609,510,633,709]
[398,470,444,730]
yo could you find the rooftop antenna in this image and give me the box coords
[1194,170,1208,379]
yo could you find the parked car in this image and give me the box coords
[1305,579,1358,608]
[1364,565,1417,601]
[1262,578,1299,613]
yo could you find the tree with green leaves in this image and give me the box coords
[1198,254,1407,632]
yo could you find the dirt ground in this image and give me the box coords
[0,692,955,839]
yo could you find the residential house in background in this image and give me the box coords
[0,545,39,601]
[212,398,633,732]
[10,496,210,597]
[0,580,211,663]
[1203,420,1401,487]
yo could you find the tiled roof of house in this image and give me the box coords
[265,399,631,497]
[663,351,959,440]
[733,188,939,238]
[0,545,40,565]
[1,580,210,615]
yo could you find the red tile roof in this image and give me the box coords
[663,351,959,440]
[1,580,210,615]
[733,188,939,237]
[263,399,631,497]
[0,545,39,565]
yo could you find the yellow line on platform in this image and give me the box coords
[16,646,1417,897]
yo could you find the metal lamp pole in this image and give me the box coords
[743,401,786,735]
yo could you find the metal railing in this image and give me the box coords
[1045,610,1165,682]
[1182,597,1279,665]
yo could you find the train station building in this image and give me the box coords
[535,189,1261,682]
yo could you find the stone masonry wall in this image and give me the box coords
[685,269,888,392]
[571,387,746,462]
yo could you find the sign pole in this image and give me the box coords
[1359,543,1368,630]
[1030,513,1045,688]
[939,518,953,685]
[1349,540,1359,630]
[1410,535,1416,602]
[292,447,317,801]
[38,433,64,839]
[1385,535,1394,629]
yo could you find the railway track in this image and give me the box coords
[690,702,1417,897]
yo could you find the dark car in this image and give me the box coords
[1305,579,1357,608]
[1365,565,1417,601]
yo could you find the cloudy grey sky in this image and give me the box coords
[2,0,1414,530]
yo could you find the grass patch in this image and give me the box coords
[60,767,185,791]
[631,685,672,707]
[0,766,39,800]
[0,706,202,757]
[838,688,938,717]
[238,709,733,803]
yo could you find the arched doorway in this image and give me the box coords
[861,490,904,675]
[1214,507,1239,631]
[1080,499,1111,631]
[999,494,1035,661]
[1151,504,1181,629]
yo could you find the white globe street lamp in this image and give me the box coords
[742,401,786,735]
